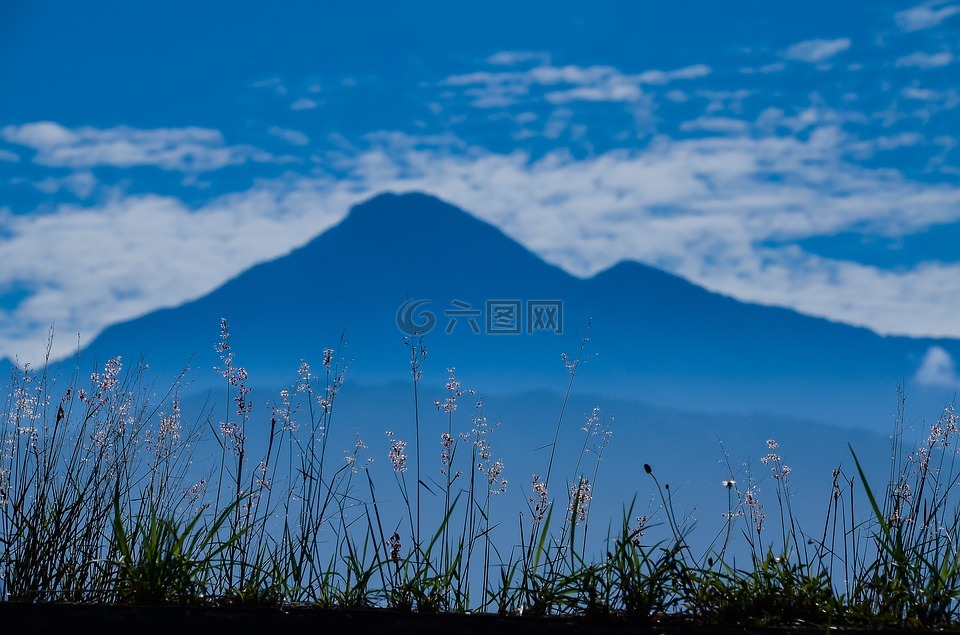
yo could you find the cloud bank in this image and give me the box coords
[3,116,960,364]
[1,122,273,171]
[444,62,711,107]
[781,38,852,63]
[916,346,960,388]
[895,1,960,32]
[896,51,955,68]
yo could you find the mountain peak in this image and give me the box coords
[341,191,476,228]
[305,190,571,285]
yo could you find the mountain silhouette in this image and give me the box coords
[46,191,959,430]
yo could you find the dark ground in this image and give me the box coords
[0,603,936,635]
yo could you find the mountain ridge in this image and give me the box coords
[4,191,957,429]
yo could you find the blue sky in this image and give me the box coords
[1,1,959,385]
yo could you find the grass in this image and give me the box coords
[2,320,960,630]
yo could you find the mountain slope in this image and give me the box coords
[65,191,958,429]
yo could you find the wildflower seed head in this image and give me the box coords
[773,464,792,480]
[567,476,592,526]
[155,397,182,455]
[255,460,271,488]
[760,452,781,465]
[387,431,408,473]
[630,515,648,545]
[530,474,549,522]
[745,487,765,534]
[84,356,123,406]
[219,421,245,455]
[388,532,402,561]
[184,480,207,506]
[216,318,230,352]
[561,352,579,374]
[581,407,601,435]
[296,360,312,393]
[435,368,474,415]
[440,432,455,473]
[487,458,507,493]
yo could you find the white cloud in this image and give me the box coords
[33,170,98,198]
[2,121,78,148]
[252,77,288,95]
[1,122,273,172]
[0,148,19,162]
[486,51,551,66]
[546,82,642,104]
[0,179,361,364]
[291,98,319,111]
[759,62,787,73]
[902,86,940,101]
[915,346,960,388]
[636,64,712,84]
[740,62,787,75]
[896,51,954,68]
[896,1,960,31]
[444,62,711,107]
[698,89,752,115]
[899,85,960,114]
[782,38,852,63]
[846,132,924,159]
[268,126,310,146]
[679,117,750,135]
[754,105,866,134]
[6,116,960,364]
